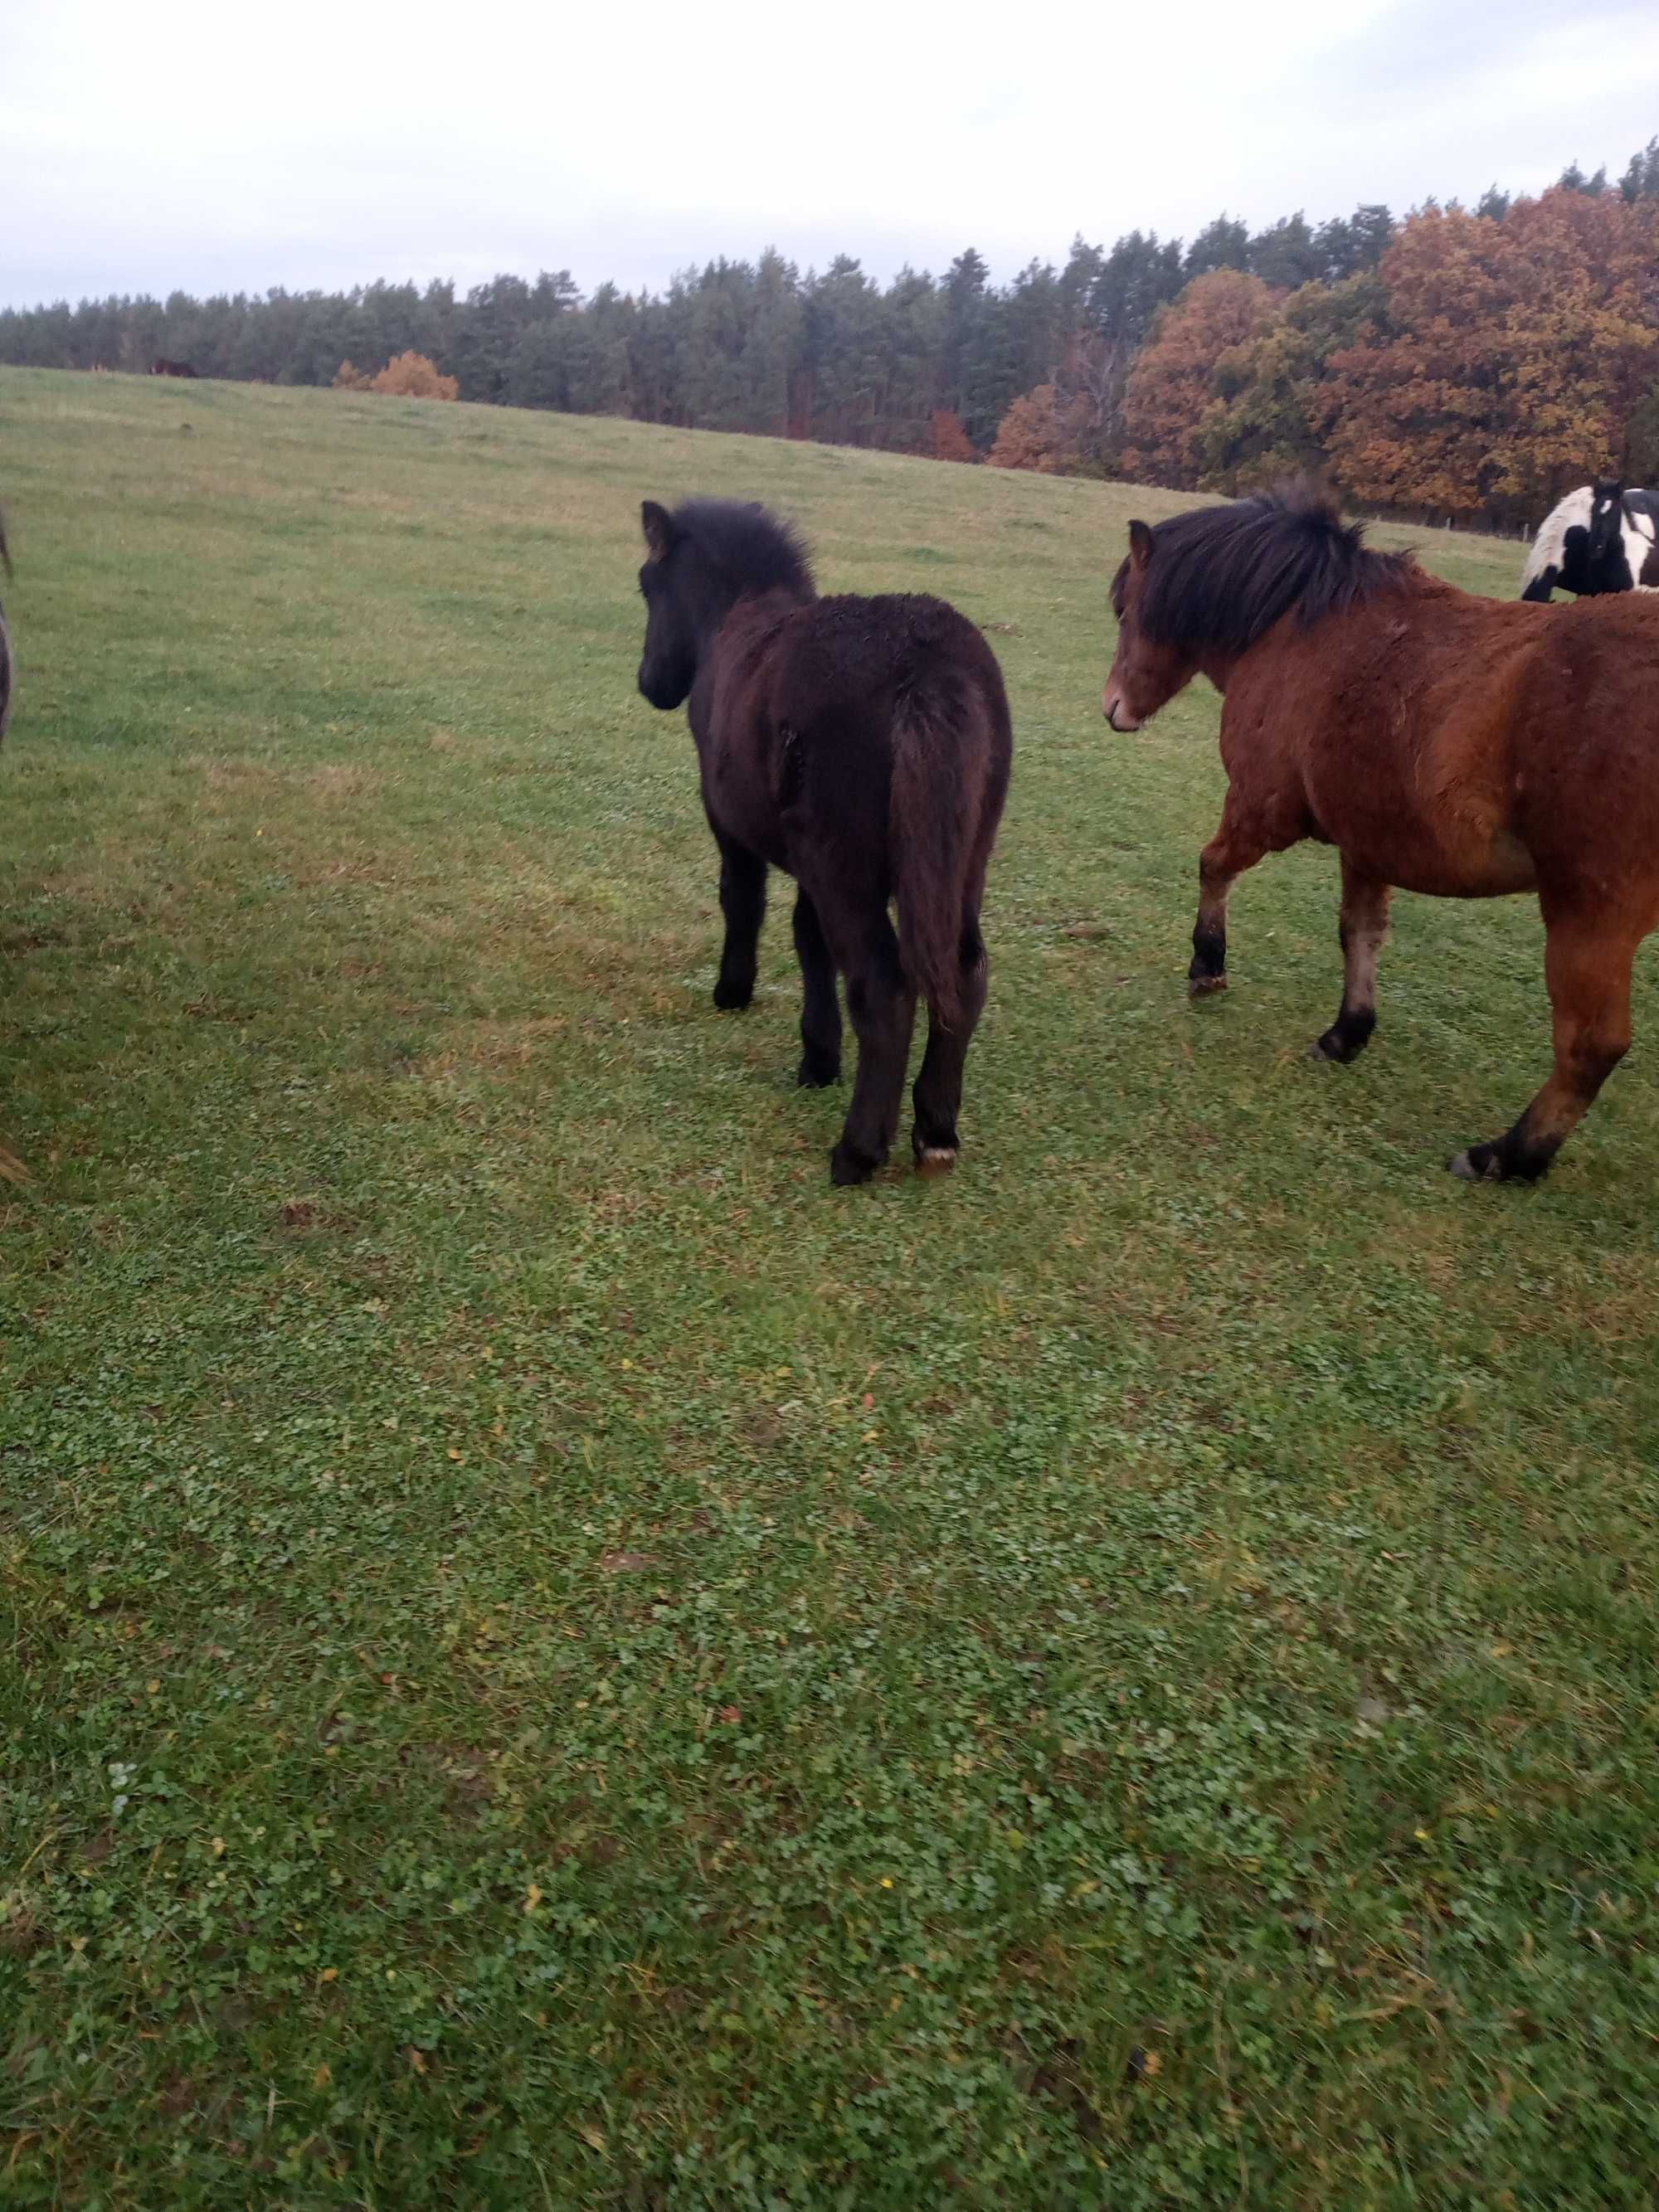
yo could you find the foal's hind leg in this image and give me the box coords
[1189,804,1269,995]
[910,912,989,1174]
[713,835,766,1011]
[792,888,842,1087]
[814,907,916,1186]
[1311,863,1392,1063]
[1449,909,1643,1182]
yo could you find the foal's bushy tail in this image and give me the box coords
[889,683,982,1031]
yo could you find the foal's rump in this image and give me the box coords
[766,593,1011,1023]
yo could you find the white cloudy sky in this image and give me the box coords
[6,0,1657,306]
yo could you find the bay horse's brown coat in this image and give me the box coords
[1102,485,1659,1180]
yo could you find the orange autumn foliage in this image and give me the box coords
[1117,270,1282,489]
[335,352,459,401]
[929,408,978,462]
[1320,189,1659,518]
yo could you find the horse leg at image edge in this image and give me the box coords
[1450,910,1644,1181]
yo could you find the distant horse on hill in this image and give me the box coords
[149,357,199,379]
[635,497,1013,1184]
[1520,480,1658,599]
[1102,481,1659,1183]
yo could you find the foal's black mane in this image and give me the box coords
[671,498,815,600]
[1129,483,1416,654]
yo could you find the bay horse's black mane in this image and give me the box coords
[1125,483,1417,654]
[669,498,815,600]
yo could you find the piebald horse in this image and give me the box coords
[1520,480,1658,600]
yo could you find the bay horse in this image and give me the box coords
[1102,482,1659,1183]
[1520,481,1658,600]
[635,498,1012,1184]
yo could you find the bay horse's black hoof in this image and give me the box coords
[830,1140,880,1186]
[713,977,753,1011]
[797,1051,840,1088]
[1188,972,1228,998]
[1448,1141,1548,1184]
[1310,1028,1357,1063]
[1448,1145,1506,1181]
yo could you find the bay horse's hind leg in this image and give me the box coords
[1190,805,1269,995]
[910,910,990,1174]
[1311,863,1392,1063]
[1450,909,1643,1182]
[791,888,842,1087]
[713,835,767,1010]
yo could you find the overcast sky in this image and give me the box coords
[7,0,1658,308]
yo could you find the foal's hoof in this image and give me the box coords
[1188,972,1228,999]
[829,1141,880,1187]
[713,978,753,1012]
[914,1144,958,1179]
[796,1052,841,1089]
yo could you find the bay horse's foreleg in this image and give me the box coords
[827,916,916,1186]
[1311,863,1392,1063]
[1190,808,1270,996]
[1450,912,1640,1182]
[791,888,842,1087]
[910,910,990,1174]
[713,835,767,1010]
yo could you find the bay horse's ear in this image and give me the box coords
[1128,520,1154,572]
[641,500,676,562]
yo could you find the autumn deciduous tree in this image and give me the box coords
[1118,271,1282,489]
[370,351,459,400]
[1321,190,1659,518]
[1194,275,1386,492]
[928,408,977,461]
[987,386,1065,471]
[335,352,459,399]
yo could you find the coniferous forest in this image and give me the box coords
[6,142,1658,523]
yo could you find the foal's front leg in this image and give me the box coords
[1311,862,1392,1062]
[1189,805,1268,995]
[713,836,766,1010]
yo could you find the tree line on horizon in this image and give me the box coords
[4,141,1657,524]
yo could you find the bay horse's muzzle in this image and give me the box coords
[1102,692,1140,733]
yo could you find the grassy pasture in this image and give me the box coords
[2,367,1657,2208]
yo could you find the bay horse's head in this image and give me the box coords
[1102,520,1199,732]
[636,497,815,712]
[1103,485,1415,732]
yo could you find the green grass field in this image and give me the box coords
[2,367,1657,2209]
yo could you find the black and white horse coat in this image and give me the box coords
[1520,481,1659,601]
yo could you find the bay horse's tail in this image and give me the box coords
[889,679,985,1031]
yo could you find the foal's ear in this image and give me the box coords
[1128,519,1154,571]
[640,500,676,562]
